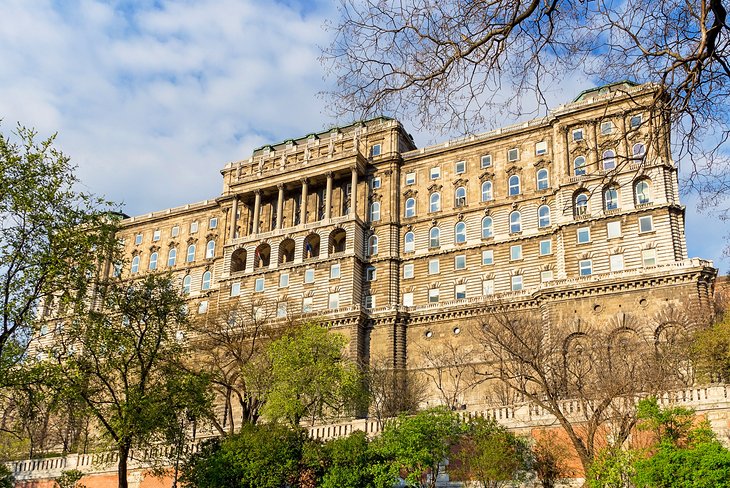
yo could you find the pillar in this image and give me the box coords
[276,184,285,230]
[325,172,333,220]
[229,196,239,239]
[350,166,358,217]
[252,190,261,234]
[300,178,309,225]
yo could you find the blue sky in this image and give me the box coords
[0,0,727,272]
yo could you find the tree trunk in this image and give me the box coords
[118,442,131,488]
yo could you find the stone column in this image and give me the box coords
[229,196,239,239]
[252,190,261,234]
[276,184,285,230]
[300,178,309,225]
[350,166,358,217]
[325,171,333,220]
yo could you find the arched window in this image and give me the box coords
[429,227,440,248]
[405,198,416,218]
[538,205,551,228]
[206,240,215,259]
[230,248,247,272]
[604,187,619,210]
[481,217,493,238]
[508,175,521,196]
[429,192,441,212]
[454,222,467,243]
[635,180,651,204]
[201,271,212,290]
[329,229,346,254]
[369,202,380,222]
[182,275,191,294]
[536,169,549,190]
[481,181,493,202]
[186,244,196,263]
[574,156,586,176]
[455,187,467,207]
[368,235,379,256]
[575,192,589,216]
[509,211,522,233]
[131,255,140,274]
[149,252,158,271]
[632,143,646,159]
[602,150,616,170]
[256,243,272,267]
[279,238,296,264]
[404,231,415,253]
[167,248,177,267]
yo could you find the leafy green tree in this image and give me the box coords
[693,311,730,382]
[49,274,212,488]
[0,464,13,488]
[371,407,466,488]
[55,469,85,488]
[262,321,366,426]
[585,447,637,488]
[319,431,381,488]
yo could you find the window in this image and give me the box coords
[481,154,492,168]
[572,128,584,141]
[610,254,624,272]
[329,293,340,309]
[481,216,493,238]
[455,161,466,174]
[202,271,212,290]
[508,148,519,161]
[302,297,313,313]
[370,144,381,157]
[428,258,440,275]
[404,198,416,217]
[153,230,160,241]
[607,221,622,239]
[574,156,586,176]
[509,211,522,233]
[404,231,415,252]
[330,263,341,279]
[642,248,657,266]
[279,273,289,288]
[604,187,619,211]
[455,187,467,207]
[231,282,241,297]
[149,252,158,270]
[536,169,549,190]
[454,254,466,269]
[482,250,494,265]
[190,221,198,233]
[455,284,467,300]
[304,269,315,283]
[482,279,494,295]
[430,167,441,179]
[601,121,614,135]
[536,141,548,156]
[630,114,643,128]
[206,240,215,258]
[429,192,441,212]
[639,216,654,233]
[511,275,523,291]
[541,270,554,282]
[428,288,440,303]
[405,172,416,185]
[113,262,122,277]
[167,248,177,267]
[454,222,467,244]
[370,176,382,189]
[131,255,140,274]
[577,227,591,244]
[635,180,651,204]
[538,205,551,228]
[481,181,493,202]
[171,225,179,237]
[209,217,218,229]
[368,235,379,256]
[575,193,589,216]
[540,240,552,256]
[429,227,441,247]
[602,150,616,171]
[369,202,381,221]
[277,302,288,318]
[364,294,374,309]
[182,275,191,294]
[403,292,414,306]
[254,277,264,292]
[365,266,376,281]
[186,244,196,262]
[403,263,414,279]
[508,175,521,196]
[632,143,646,159]
[135,233,143,245]
[510,245,522,261]
[579,260,592,276]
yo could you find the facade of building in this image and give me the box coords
[113,81,716,409]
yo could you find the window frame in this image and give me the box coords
[536,169,549,190]
[535,141,548,156]
[404,197,416,218]
[404,231,415,252]
[429,227,441,248]
[482,250,494,265]
[455,284,467,300]
[508,148,519,162]
[454,254,466,270]
[304,268,315,284]
[330,263,341,280]
[638,215,654,233]
[455,160,466,174]
[538,205,551,228]
[610,253,624,272]
[186,244,196,263]
[481,216,494,238]
[579,259,593,276]
[574,156,587,176]
[405,171,416,185]
[429,192,441,212]
[539,239,552,256]
[480,154,492,168]
[607,221,622,239]
[510,244,522,261]
[481,181,493,202]
[369,202,381,221]
[428,258,440,275]
[202,271,212,290]
[206,240,215,259]
[577,227,591,244]
[403,263,414,279]
[430,166,441,179]
[511,275,523,291]
[149,252,158,270]
[279,273,290,288]
[572,128,584,141]
[167,248,177,267]
[509,211,522,233]
[454,186,467,208]
[508,175,521,196]
[454,222,467,244]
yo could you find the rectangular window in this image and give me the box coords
[638,216,654,233]
[610,254,624,272]
[430,166,441,179]
[428,258,440,275]
[190,221,199,233]
[455,161,466,174]
[482,279,494,295]
[511,275,523,291]
[370,177,382,189]
[365,266,376,281]
[230,282,241,297]
[607,221,622,239]
[198,301,208,314]
[302,296,313,313]
[630,114,643,128]
[535,141,548,156]
[171,226,180,237]
[579,259,593,276]
[329,293,340,309]
[510,245,522,261]
[572,128,584,141]
[480,155,492,168]
[541,270,554,282]
[364,294,374,309]
[405,172,416,185]
[276,302,288,318]
[304,269,315,283]
[370,144,382,157]
[601,121,614,135]
[330,263,340,279]
[428,288,440,303]
[254,277,265,292]
[209,217,218,229]
[508,148,519,162]
[482,250,494,265]
[403,263,414,279]
[455,284,467,300]
[642,249,657,267]
[577,227,591,244]
[403,292,414,306]
[454,254,466,270]
[540,240,552,256]
[135,233,143,245]
[279,273,289,288]
[152,230,160,241]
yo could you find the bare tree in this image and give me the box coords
[417,341,486,410]
[366,356,427,426]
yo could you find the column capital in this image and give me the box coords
[254,189,262,196]
[277,183,285,190]
[325,171,334,178]
[300,177,308,185]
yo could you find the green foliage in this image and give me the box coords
[262,322,366,426]
[0,464,13,488]
[585,447,637,488]
[692,312,730,382]
[319,431,381,488]
[635,397,695,444]
[531,436,573,488]
[633,440,730,488]
[55,469,85,488]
